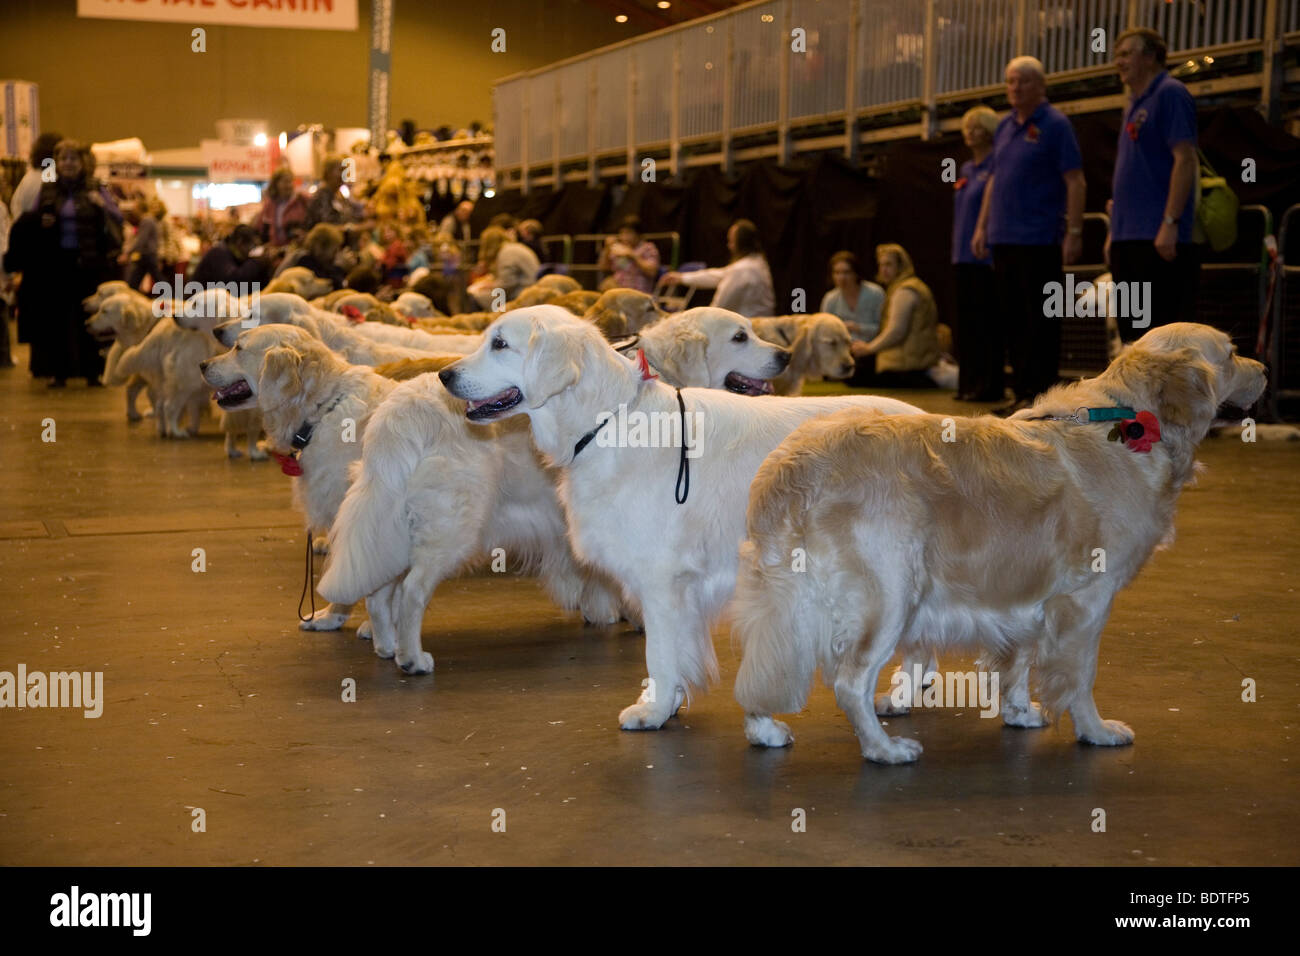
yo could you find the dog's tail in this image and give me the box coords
[316,377,449,604]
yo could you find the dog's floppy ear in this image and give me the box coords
[125,298,156,334]
[521,320,583,409]
[257,345,304,410]
[655,326,711,387]
[590,306,627,339]
[1155,349,1218,432]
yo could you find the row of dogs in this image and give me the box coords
[82,274,857,460]
[180,291,1265,761]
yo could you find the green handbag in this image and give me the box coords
[1193,149,1239,251]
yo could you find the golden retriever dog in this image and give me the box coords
[584,288,664,338]
[731,323,1266,762]
[199,324,400,629]
[506,284,561,310]
[750,313,856,395]
[416,311,498,333]
[392,291,439,321]
[436,306,922,727]
[264,266,334,299]
[106,313,222,440]
[551,290,600,316]
[536,273,581,294]
[372,355,463,381]
[85,290,161,421]
[316,370,625,676]
[628,307,789,392]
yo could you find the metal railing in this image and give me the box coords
[493,0,1296,189]
[1272,203,1300,416]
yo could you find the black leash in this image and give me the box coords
[675,388,690,504]
[297,528,317,623]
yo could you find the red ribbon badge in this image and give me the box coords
[271,451,304,476]
[1025,123,1040,143]
[953,176,968,191]
[1108,411,1162,453]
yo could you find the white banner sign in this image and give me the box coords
[77,0,358,31]
[201,139,275,182]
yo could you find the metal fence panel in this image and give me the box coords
[1136,0,1265,52]
[935,0,1017,94]
[556,60,590,160]
[526,71,556,168]
[493,79,523,169]
[633,33,676,144]
[679,18,727,137]
[857,0,926,106]
[790,0,851,118]
[1028,0,1126,75]
[593,51,629,152]
[731,2,783,129]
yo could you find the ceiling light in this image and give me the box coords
[657,1,671,8]
[615,14,628,22]
[253,132,267,147]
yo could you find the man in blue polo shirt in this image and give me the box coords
[972,56,1086,417]
[1108,27,1199,341]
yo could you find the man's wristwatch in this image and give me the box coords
[1162,215,1177,226]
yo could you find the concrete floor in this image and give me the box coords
[1,347,1298,867]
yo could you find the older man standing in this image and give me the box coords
[1107,28,1199,341]
[973,56,1085,417]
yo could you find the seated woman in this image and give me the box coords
[849,243,939,388]
[819,250,885,342]
[597,215,660,293]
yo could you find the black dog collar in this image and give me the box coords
[291,393,347,452]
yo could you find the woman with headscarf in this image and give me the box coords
[3,139,122,386]
[848,243,939,388]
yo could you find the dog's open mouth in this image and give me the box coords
[725,372,774,396]
[213,378,253,408]
[466,387,523,420]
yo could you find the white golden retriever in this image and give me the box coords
[316,371,625,676]
[200,323,404,628]
[437,305,922,728]
[85,290,161,421]
[750,313,857,396]
[623,307,789,392]
[731,323,1267,762]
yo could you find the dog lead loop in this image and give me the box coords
[675,388,690,505]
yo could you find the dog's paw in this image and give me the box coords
[397,651,434,675]
[126,410,143,422]
[226,446,244,459]
[618,701,672,731]
[299,609,349,631]
[249,445,268,461]
[1078,719,1134,746]
[863,735,923,764]
[1003,700,1049,728]
[311,536,329,556]
[356,620,373,641]
[874,691,911,716]
[744,715,793,748]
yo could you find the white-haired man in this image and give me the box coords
[972,56,1085,417]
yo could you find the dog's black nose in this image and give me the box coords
[199,360,209,373]
[438,367,457,387]
[774,348,792,369]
